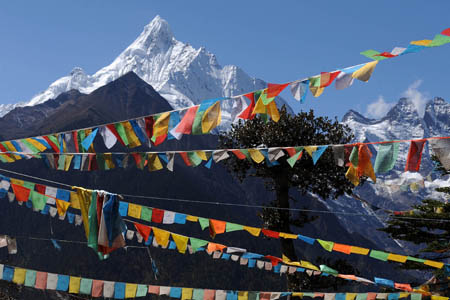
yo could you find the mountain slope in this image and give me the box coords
[2,16,291,126]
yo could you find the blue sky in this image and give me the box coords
[0,1,449,119]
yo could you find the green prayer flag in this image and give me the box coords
[87,191,99,252]
[287,151,302,168]
[77,131,86,153]
[317,239,334,252]
[21,139,40,153]
[96,154,106,170]
[140,207,152,222]
[189,238,208,252]
[114,123,129,146]
[30,191,46,211]
[356,294,367,300]
[248,292,259,300]
[22,181,35,190]
[303,293,315,298]
[309,76,321,87]
[136,284,148,297]
[187,151,203,167]
[192,289,205,300]
[47,135,60,150]
[369,250,389,261]
[79,278,93,295]
[374,143,399,173]
[410,294,422,300]
[198,217,209,230]
[349,146,358,166]
[24,270,36,287]
[406,256,426,263]
[57,155,66,170]
[225,222,244,232]
[428,34,450,47]
[360,50,387,61]
[319,265,338,275]
[261,92,275,105]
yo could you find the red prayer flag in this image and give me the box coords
[175,106,199,134]
[264,255,282,266]
[153,134,167,146]
[88,154,98,171]
[231,150,247,160]
[442,28,450,36]
[179,152,192,166]
[11,184,30,202]
[42,136,60,153]
[261,229,280,239]
[394,283,412,292]
[284,147,297,157]
[376,51,397,58]
[35,184,46,195]
[367,293,377,300]
[151,208,164,223]
[238,93,256,120]
[266,83,289,98]
[405,139,426,172]
[134,222,151,242]
[259,293,271,300]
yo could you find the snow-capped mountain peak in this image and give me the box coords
[5,15,290,122]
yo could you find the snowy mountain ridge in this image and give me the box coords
[1,16,289,123]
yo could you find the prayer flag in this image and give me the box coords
[12,267,26,285]
[405,140,426,172]
[429,139,450,170]
[231,96,248,123]
[176,106,199,134]
[201,101,222,133]
[172,233,189,254]
[317,239,334,252]
[91,280,104,297]
[134,223,151,242]
[125,283,137,298]
[352,61,379,82]
[153,112,171,138]
[335,73,354,90]
[290,80,309,102]
[374,143,399,173]
[152,227,170,248]
[238,93,256,120]
[56,275,70,291]
[114,282,126,299]
[370,250,389,261]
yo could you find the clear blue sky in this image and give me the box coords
[0,1,449,119]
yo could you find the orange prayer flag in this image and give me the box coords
[207,242,226,253]
[333,243,352,254]
[266,83,289,98]
[11,184,30,202]
[209,219,226,239]
[134,223,151,242]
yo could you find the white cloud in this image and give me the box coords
[401,80,429,117]
[365,95,395,119]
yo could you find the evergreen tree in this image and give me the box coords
[219,107,358,290]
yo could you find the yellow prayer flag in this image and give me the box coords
[56,199,71,217]
[127,203,142,219]
[352,61,378,82]
[125,283,138,298]
[122,121,141,148]
[387,253,408,263]
[73,187,93,239]
[25,138,48,152]
[64,155,74,171]
[309,86,324,97]
[69,276,81,294]
[346,293,357,300]
[399,293,410,298]
[424,260,444,269]
[104,153,115,169]
[244,226,261,237]
[292,293,303,298]
[70,192,81,210]
[248,149,265,164]
[148,154,163,171]
[300,260,319,271]
[182,288,194,300]
[4,141,22,160]
[411,39,432,46]
[266,100,280,122]
[153,227,170,248]
[12,267,26,285]
[195,151,208,161]
[238,291,249,300]
[10,178,25,186]
[202,101,222,133]
[346,165,360,186]
[304,146,318,157]
[171,233,189,254]
[252,98,267,115]
[279,232,298,239]
[186,215,198,222]
[351,246,370,255]
[153,112,171,137]
[431,296,449,300]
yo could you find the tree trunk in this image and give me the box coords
[273,174,310,294]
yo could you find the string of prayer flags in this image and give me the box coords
[0,263,434,300]
[2,173,446,271]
